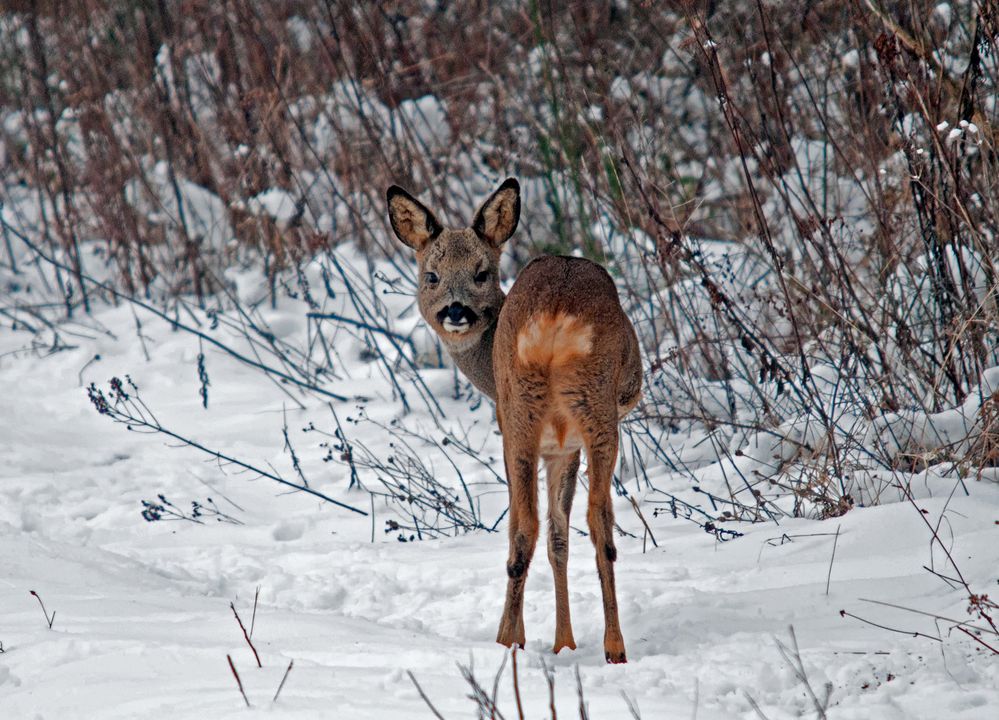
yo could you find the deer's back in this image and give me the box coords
[494,256,641,425]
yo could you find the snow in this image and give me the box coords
[124,160,233,252]
[1,254,997,718]
[1,7,995,714]
[248,189,299,227]
[0,30,996,702]
[932,3,953,27]
[398,96,451,150]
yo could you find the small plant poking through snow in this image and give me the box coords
[229,601,261,668]
[140,495,242,525]
[226,655,250,708]
[409,647,647,719]
[29,590,55,630]
[86,377,367,517]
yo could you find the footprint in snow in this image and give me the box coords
[271,519,306,542]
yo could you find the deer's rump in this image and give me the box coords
[492,255,641,456]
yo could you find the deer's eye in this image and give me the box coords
[474,269,490,284]
[425,271,439,285]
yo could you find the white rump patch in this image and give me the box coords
[516,313,593,366]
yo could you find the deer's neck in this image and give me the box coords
[448,320,498,401]
[445,301,502,402]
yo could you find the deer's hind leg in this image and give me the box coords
[578,399,627,664]
[545,450,579,654]
[495,393,543,649]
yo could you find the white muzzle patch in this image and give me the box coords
[443,319,471,334]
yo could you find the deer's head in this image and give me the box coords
[387,178,520,353]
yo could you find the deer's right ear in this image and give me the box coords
[386,186,442,252]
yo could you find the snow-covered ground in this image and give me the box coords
[1,288,997,719]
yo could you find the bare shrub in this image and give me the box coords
[3,1,997,527]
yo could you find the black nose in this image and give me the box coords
[446,302,467,323]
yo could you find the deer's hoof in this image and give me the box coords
[496,625,525,649]
[552,638,577,654]
[604,644,627,664]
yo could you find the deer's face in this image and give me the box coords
[414,229,503,351]
[387,179,520,353]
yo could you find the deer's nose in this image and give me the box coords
[446,302,467,323]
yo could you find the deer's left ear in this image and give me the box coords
[473,178,520,248]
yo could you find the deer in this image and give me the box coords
[386,178,642,663]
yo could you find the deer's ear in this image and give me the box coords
[472,178,520,248]
[386,186,443,252]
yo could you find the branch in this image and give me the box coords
[1,216,348,402]
[231,602,262,667]
[88,379,367,516]
[226,654,251,707]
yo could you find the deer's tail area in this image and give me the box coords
[514,311,594,404]
[509,311,597,451]
[515,312,594,370]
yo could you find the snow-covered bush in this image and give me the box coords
[2,0,997,526]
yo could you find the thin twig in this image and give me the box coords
[622,691,643,719]
[273,660,295,702]
[629,496,658,550]
[858,598,999,636]
[29,590,55,629]
[250,586,261,638]
[407,670,447,720]
[540,658,557,720]
[956,626,999,655]
[575,666,589,720]
[825,524,840,596]
[227,654,251,707]
[839,609,942,642]
[510,647,525,720]
[77,352,100,386]
[230,602,262,667]
[458,660,508,720]
[491,650,509,719]
[744,691,772,720]
[775,627,829,720]
[307,311,416,351]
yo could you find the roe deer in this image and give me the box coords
[386,178,641,663]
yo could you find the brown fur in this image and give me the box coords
[387,179,641,663]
